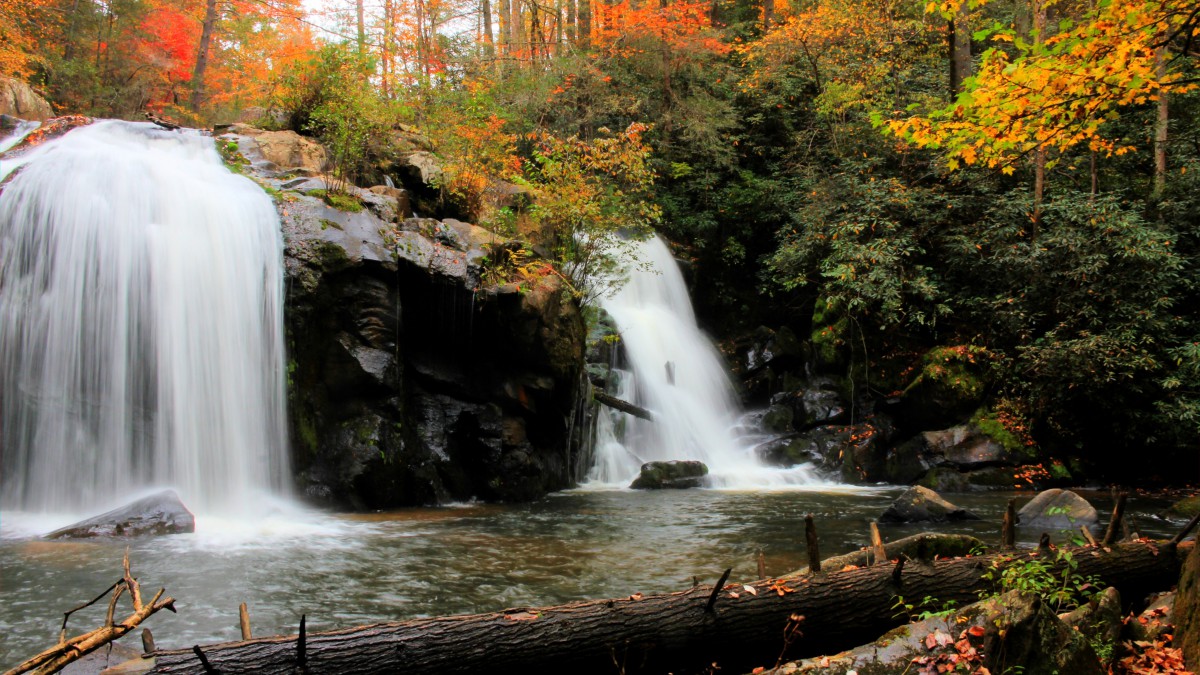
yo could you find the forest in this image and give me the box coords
[3,0,1200,482]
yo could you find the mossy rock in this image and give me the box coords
[1167,495,1200,518]
[918,467,970,493]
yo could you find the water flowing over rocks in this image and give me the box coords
[219,126,588,508]
[45,490,195,539]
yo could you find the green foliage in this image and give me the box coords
[892,595,960,622]
[306,189,363,213]
[970,407,1033,457]
[520,123,662,305]
[274,43,405,194]
[980,549,1102,613]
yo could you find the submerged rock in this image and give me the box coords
[878,485,980,523]
[1017,489,1098,531]
[630,461,709,490]
[46,490,195,539]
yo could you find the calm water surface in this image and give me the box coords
[0,486,1179,668]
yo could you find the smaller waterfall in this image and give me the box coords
[0,120,40,154]
[587,236,827,488]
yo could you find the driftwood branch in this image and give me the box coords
[593,390,654,421]
[3,557,175,675]
[147,539,1189,675]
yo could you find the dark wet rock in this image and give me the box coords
[796,384,847,429]
[263,140,587,509]
[878,485,980,523]
[1017,489,1098,531]
[761,404,794,434]
[886,424,1014,485]
[754,435,818,467]
[630,460,709,490]
[46,490,195,539]
[774,591,1103,675]
[917,466,971,492]
[797,416,894,482]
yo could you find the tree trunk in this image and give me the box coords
[189,0,219,112]
[356,0,366,55]
[949,0,971,98]
[1152,44,1168,198]
[512,0,525,60]
[147,540,1189,675]
[763,0,774,30]
[578,0,590,48]
[566,0,576,45]
[499,0,511,54]
[482,0,494,56]
[1031,0,1046,230]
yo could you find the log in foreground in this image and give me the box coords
[148,539,1188,675]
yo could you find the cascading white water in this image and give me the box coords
[587,236,826,488]
[0,120,289,515]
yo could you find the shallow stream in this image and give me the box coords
[0,486,1180,668]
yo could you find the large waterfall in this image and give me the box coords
[0,120,289,515]
[588,236,822,488]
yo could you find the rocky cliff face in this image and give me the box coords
[221,126,589,509]
[0,78,53,121]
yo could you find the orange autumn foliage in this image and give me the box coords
[592,0,729,57]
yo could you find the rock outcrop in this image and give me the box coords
[46,490,195,539]
[218,126,588,508]
[0,78,52,121]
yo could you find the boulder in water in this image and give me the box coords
[1017,489,1098,531]
[46,490,195,539]
[630,461,708,490]
[878,485,980,523]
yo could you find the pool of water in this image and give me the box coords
[0,485,1181,668]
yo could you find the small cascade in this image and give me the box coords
[0,120,290,515]
[587,236,826,488]
[0,120,40,154]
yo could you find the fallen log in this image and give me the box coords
[146,539,1188,675]
[593,389,653,421]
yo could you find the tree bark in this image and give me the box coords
[189,0,219,112]
[949,0,971,98]
[593,390,653,420]
[356,0,366,55]
[1153,44,1168,198]
[147,540,1189,675]
[578,0,590,48]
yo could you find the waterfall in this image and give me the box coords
[587,236,823,488]
[0,120,290,515]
